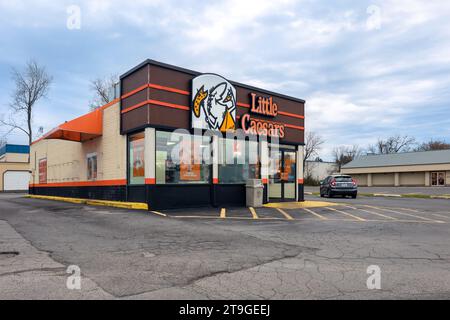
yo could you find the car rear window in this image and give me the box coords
[334,176,352,182]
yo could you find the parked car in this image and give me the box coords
[320,175,358,198]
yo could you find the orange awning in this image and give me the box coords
[43,108,103,142]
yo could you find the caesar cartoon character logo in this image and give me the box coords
[192,74,237,132]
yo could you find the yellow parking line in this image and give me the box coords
[302,208,328,220]
[220,208,226,219]
[249,207,259,219]
[345,205,397,220]
[326,207,366,221]
[276,208,294,220]
[150,210,167,217]
[363,205,440,222]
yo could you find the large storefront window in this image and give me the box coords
[156,131,211,184]
[218,138,260,184]
[128,132,145,185]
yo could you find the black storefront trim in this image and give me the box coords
[29,186,126,202]
[147,184,212,210]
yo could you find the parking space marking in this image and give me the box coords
[249,207,259,219]
[432,213,449,220]
[345,205,397,220]
[363,205,443,223]
[302,208,328,220]
[220,208,226,219]
[325,207,366,221]
[276,208,294,220]
[150,210,167,217]
[395,207,421,213]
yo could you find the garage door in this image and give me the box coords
[372,173,395,186]
[3,171,30,191]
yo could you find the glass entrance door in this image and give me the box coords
[268,149,296,201]
[431,172,446,186]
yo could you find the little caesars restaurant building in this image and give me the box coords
[29,60,305,209]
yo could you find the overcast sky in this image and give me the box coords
[1,0,449,160]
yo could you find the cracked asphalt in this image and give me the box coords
[0,193,449,299]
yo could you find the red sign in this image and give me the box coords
[250,93,278,117]
[241,93,285,138]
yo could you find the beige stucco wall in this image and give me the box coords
[30,103,126,185]
[351,174,368,186]
[0,162,30,191]
[372,173,395,186]
[342,163,450,174]
[0,153,29,163]
[399,172,425,186]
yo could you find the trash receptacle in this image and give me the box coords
[246,179,264,207]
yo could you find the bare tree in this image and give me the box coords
[303,131,325,169]
[333,145,361,171]
[89,74,118,110]
[415,139,450,151]
[368,134,416,154]
[0,60,52,146]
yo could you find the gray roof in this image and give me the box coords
[342,149,450,168]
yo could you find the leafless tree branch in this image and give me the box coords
[89,74,118,110]
[4,60,52,145]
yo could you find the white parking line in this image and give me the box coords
[325,207,366,221]
[363,205,442,223]
[345,205,397,220]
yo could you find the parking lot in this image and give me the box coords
[154,202,448,225]
[1,193,450,299]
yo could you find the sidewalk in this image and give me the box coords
[305,186,450,199]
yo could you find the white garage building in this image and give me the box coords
[0,144,30,192]
[341,149,450,187]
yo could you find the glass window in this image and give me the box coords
[156,131,211,184]
[87,153,97,180]
[218,138,260,184]
[129,132,145,185]
[39,158,47,184]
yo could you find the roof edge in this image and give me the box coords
[120,59,306,104]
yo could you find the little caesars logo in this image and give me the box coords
[191,74,237,132]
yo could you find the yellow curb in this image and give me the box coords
[264,200,341,209]
[249,207,259,219]
[26,195,148,210]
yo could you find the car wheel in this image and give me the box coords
[327,189,333,198]
[352,195,357,199]
[320,192,324,198]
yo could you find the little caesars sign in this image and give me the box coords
[191,74,285,138]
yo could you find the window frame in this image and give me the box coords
[155,130,212,185]
[86,152,98,181]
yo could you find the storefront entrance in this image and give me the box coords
[431,172,446,186]
[268,148,297,201]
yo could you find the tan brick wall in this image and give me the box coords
[30,103,126,185]
[0,162,30,191]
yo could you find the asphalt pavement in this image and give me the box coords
[0,193,449,299]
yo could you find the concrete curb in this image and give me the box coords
[24,195,148,210]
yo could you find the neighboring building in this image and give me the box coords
[30,59,306,209]
[0,144,30,192]
[341,150,450,187]
[305,160,338,182]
